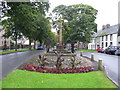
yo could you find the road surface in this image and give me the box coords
[0,50,45,79]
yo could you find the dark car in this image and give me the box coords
[104,47,111,54]
[105,46,120,54]
[115,48,120,55]
[37,46,44,50]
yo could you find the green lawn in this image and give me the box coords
[78,49,97,52]
[2,70,117,88]
[0,49,31,55]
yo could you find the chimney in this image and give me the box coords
[106,24,110,28]
[102,25,106,30]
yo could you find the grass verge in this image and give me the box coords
[78,49,97,52]
[0,49,33,55]
[2,70,117,88]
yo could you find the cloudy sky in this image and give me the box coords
[48,0,119,31]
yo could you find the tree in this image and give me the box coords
[2,2,50,50]
[2,2,23,51]
[53,4,98,52]
[17,2,50,49]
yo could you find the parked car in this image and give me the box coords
[37,46,44,50]
[97,47,104,53]
[115,48,120,55]
[105,46,120,54]
[104,47,111,54]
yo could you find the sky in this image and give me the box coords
[48,0,119,31]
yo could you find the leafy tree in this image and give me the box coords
[14,2,50,49]
[53,4,98,52]
[1,2,50,50]
[2,2,23,51]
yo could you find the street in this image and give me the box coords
[76,51,119,86]
[0,50,119,86]
[0,50,45,79]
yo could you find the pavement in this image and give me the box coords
[0,50,45,79]
[75,51,119,86]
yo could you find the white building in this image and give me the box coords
[118,25,120,46]
[88,24,119,50]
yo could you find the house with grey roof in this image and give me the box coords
[88,24,120,50]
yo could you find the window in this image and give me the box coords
[97,45,100,49]
[110,34,113,41]
[102,36,104,41]
[106,35,108,41]
[106,42,108,47]
[110,42,113,46]
[102,42,104,48]
[91,45,92,49]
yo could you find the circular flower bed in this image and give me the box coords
[19,64,94,74]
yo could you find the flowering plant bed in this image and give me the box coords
[19,64,94,74]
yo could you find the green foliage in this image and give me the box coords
[0,49,30,55]
[1,2,56,49]
[78,49,97,52]
[53,4,98,43]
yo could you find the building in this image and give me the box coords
[118,25,120,46]
[0,25,11,49]
[0,25,38,50]
[88,24,120,50]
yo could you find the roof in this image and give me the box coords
[95,24,119,37]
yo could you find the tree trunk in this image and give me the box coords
[71,43,74,53]
[15,39,17,51]
[29,39,32,50]
[34,41,36,49]
[4,39,7,50]
[15,32,18,51]
[39,40,42,46]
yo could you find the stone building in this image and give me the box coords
[0,25,39,50]
[0,25,11,49]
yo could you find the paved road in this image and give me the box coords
[76,51,119,86]
[0,50,45,79]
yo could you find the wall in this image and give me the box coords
[88,38,97,50]
[88,33,118,50]
[0,30,10,49]
[118,36,120,46]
